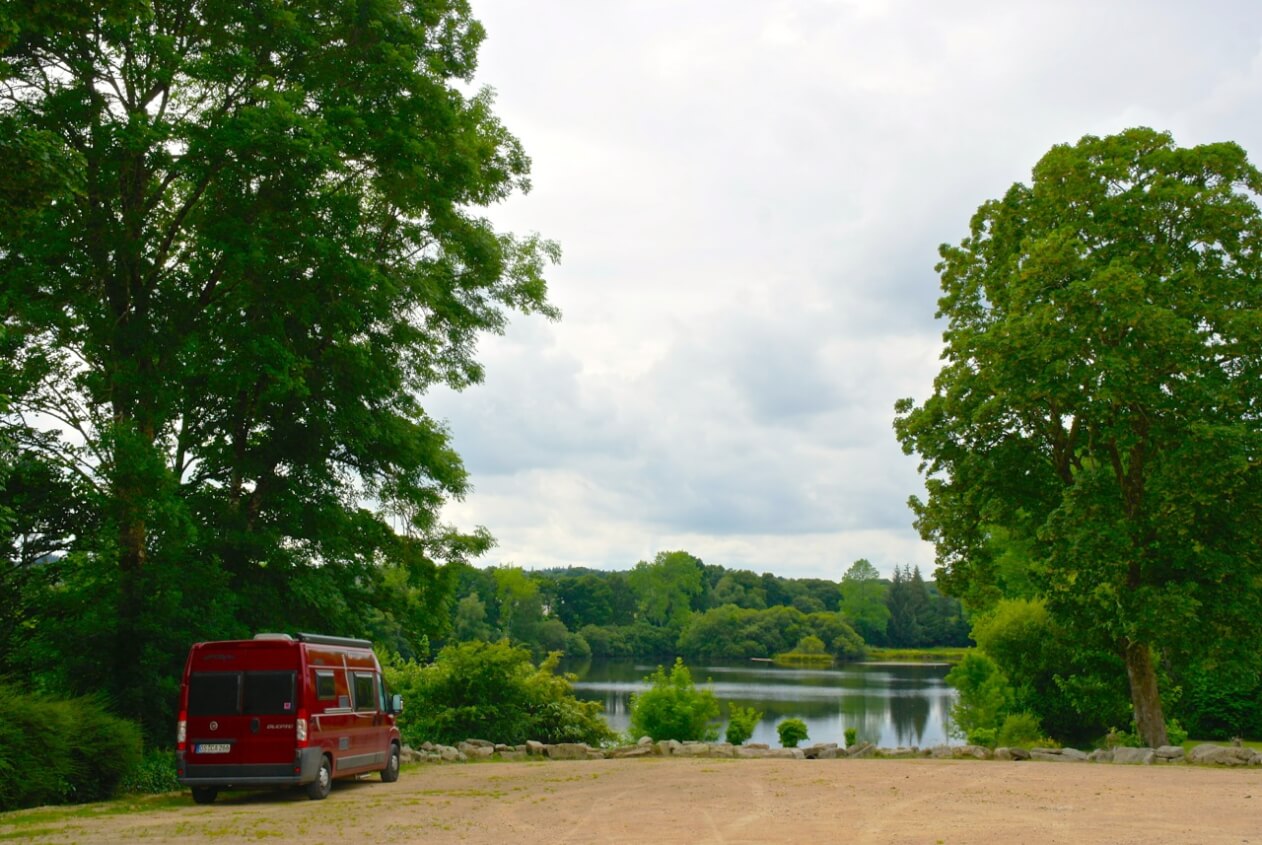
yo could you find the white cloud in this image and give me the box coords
[427,0,1262,581]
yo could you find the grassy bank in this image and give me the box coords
[864,647,969,663]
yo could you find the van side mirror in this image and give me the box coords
[391,694,403,714]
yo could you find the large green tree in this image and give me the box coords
[0,0,555,736]
[838,558,890,644]
[895,128,1262,747]
[628,550,704,629]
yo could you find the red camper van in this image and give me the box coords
[176,633,403,803]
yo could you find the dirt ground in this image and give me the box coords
[3,757,1259,844]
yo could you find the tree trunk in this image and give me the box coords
[1123,639,1167,747]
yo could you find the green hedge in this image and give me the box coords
[0,683,142,811]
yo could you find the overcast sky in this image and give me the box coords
[423,0,1262,581]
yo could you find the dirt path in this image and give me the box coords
[3,758,1259,844]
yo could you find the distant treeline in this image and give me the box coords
[438,551,970,662]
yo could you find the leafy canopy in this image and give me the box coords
[895,127,1262,746]
[0,0,557,737]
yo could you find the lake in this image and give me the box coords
[567,658,958,748]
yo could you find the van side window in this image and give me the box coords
[352,672,377,712]
[315,670,336,700]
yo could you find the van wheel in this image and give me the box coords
[305,755,332,800]
[381,742,400,783]
[191,786,218,805]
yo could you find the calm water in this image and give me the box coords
[567,658,958,748]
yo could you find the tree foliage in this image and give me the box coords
[895,128,1262,746]
[0,1,555,737]
[385,640,613,747]
[628,658,720,742]
[838,558,890,644]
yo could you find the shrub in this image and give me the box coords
[776,718,809,748]
[628,659,720,742]
[119,748,181,794]
[996,712,1046,749]
[724,705,762,745]
[0,684,142,811]
[966,727,997,748]
[945,651,1012,739]
[844,727,857,748]
[385,640,615,747]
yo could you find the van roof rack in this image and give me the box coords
[295,632,374,649]
[253,633,294,641]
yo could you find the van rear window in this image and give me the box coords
[188,671,296,715]
[243,671,296,715]
[188,673,240,716]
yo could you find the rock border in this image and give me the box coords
[400,739,1261,768]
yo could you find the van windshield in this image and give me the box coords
[187,671,296,716]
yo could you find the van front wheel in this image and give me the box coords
[306,755,332,800]
[381,742,400,783]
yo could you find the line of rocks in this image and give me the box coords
[400,738,1261,767]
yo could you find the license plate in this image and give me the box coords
[195,743,231,754]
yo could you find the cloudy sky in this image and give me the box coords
[423,0,1262,581]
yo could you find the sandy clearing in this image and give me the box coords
[2,758,1259,844]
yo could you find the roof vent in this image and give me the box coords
[253,633,294,641]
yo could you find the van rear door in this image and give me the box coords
[184,645,302,773]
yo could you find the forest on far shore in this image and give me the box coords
[442,552,969,664]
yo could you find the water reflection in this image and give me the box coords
[566,659,957,748]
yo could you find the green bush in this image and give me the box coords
[724,705,762,745]
[119,748,181,794]
[776,718,809,748]
[996,712,1046,748]
[0,684,142,811]
[844,727,857,748]
[945,651,1013,739]
[628,659,720,742]
[384,640,615,747]
[966,727,997,748]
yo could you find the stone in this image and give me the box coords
[526,740,546,756]
[954,745,989,760]
[846,742,876,759]
[1155,746,1185,763]
[766,748,806,759]
[498,750,528,761]
[675,742,712,757]
[993,748,1014,761]
[437,745,461,762]
[637,736,654,746]
[1029,747,1087,762]
[656,739,682,756]
[710,743,736,758]
[735,746,769,758]
[1088,749,1113,763]
[801,743,838,760]
[1111,747,1154,765]
[608,744,653,759]
[815,748,840,760]
[929,745,953,759]
[586,749,606,760]
[458,743,494,759]
[1189,744,1254,766]
[545,743,591,761]
[464,738,494,748]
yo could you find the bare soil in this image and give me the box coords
[3,758,1259,844]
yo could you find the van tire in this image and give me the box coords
[306,755,332,800]
[381,742,401,783]
[191,787,218,805]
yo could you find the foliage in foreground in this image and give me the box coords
[725,705,762,746]
[384,640,615,747]
[776,718,809,748]
[0,684,142,811]
[628,658,720,742]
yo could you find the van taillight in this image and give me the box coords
[177,711,187,751]
[296,711,308,747]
